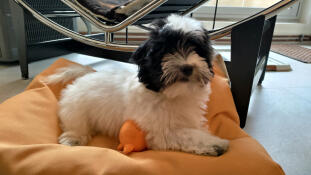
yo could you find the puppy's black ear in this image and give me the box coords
[130,18,166,64]
[204,29,214,76]
[129,39,152,65]
[194,28,214,76]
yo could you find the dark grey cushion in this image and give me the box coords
[75,0,151,23]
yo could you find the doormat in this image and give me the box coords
[270,44,311,63]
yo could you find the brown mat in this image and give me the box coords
[271,44,311,63]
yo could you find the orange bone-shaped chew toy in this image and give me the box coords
[117,120,147,154]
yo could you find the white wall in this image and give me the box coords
[202,0,311,36]
[274,0,311,35]
[300,0,311,24]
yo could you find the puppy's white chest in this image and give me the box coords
[124,90,208,133]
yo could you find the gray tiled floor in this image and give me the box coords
[0,48,311,175]
[244,51,311,175]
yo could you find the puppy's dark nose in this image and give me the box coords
[181,65,193,76]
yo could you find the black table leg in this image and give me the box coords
[258,16,277,85]
[229,16,265,128]
[12,2,29,79]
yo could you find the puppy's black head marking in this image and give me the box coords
[130,15,214,92]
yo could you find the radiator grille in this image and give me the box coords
[25,0,72,13]
[25,14,74,45]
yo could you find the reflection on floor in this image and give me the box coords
[0,46,310,175]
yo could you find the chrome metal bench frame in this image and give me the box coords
[13,0,210,52]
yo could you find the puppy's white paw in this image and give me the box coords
[195,139,229,156]
[58,131,90,146]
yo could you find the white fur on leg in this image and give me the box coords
[176,129,229,156]
[146,128,229,156]
[58,131,91,146]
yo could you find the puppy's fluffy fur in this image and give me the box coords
[46,14,229,156]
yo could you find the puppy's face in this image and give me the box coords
[131,14,214,98]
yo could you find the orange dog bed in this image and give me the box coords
[0,58,284,175]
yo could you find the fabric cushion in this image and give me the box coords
[75,0,152,23]
[0,58,285,175]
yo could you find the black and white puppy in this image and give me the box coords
[46,14,229,156]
